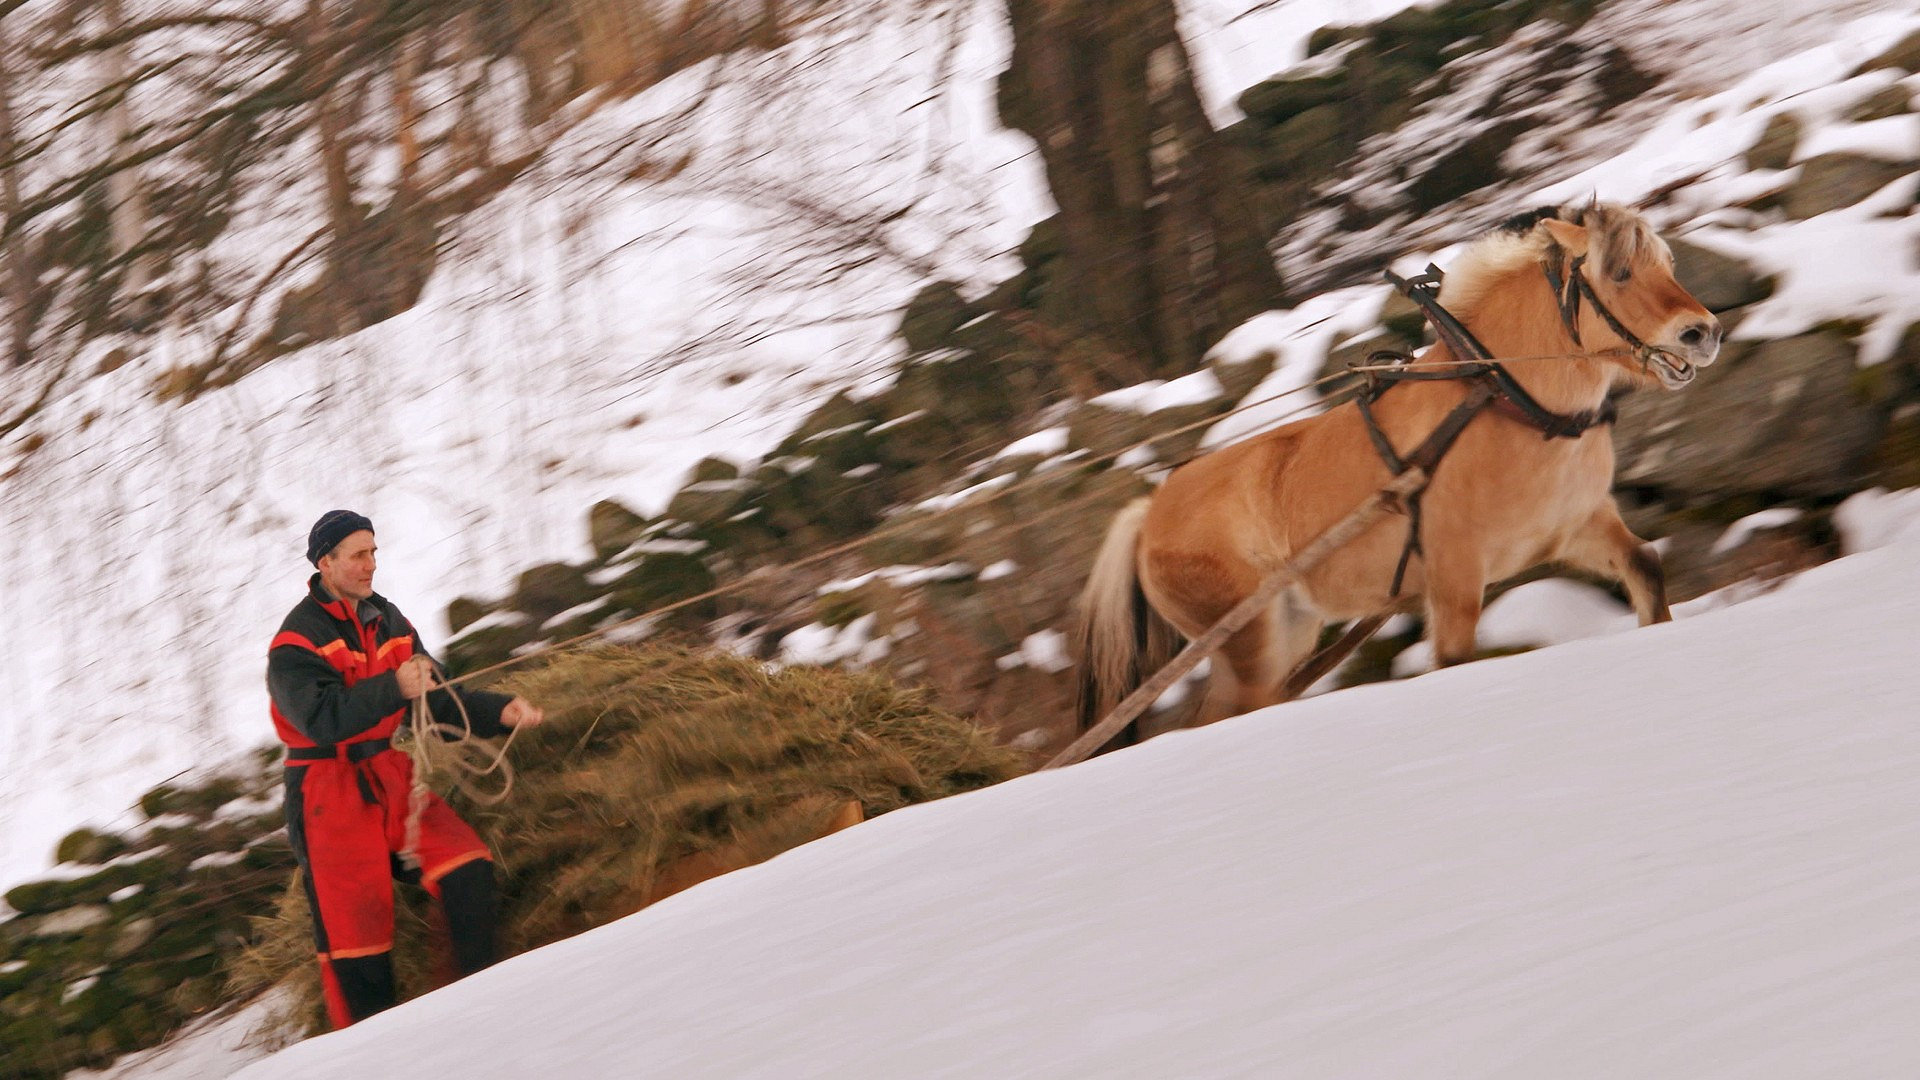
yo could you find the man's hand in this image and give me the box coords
[394,655,435,700]
[501,696,545,728]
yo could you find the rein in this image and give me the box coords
[1359,261,1622,597]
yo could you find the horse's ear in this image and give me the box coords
[1540,216,1589,255]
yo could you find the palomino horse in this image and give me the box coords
[1076,201,1721,746]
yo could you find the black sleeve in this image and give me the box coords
[414,637,513,740]
[268,644,407,745]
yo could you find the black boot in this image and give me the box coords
[437,858,499,977]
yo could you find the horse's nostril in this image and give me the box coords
[1680,327,1703,347]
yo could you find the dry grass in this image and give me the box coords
[230,643,1028,1031]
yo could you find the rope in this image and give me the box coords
[396,661,527,871]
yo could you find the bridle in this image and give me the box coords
[1541,240,1684,378]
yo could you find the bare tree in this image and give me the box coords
[1000,0,1283,384]
[0,21,30,366]
[96,0,151,306]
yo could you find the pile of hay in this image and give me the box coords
[231,644,1028,1030]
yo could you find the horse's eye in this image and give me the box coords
[1610,265,1632,284]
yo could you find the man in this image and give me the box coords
[267,509,544,1029]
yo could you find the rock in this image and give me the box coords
[1667,237,1772,313]
[610,552,717,619]
[1066,402,1151,459]
[1613,331,1888,498]
[108,916,157,961]
[868,408,963,470]
[664,478,753,527]
[1147,400,1234,463]
[796,419,881,473]
[138,784,183,819]
[1255,102,1347,180]
[586,500,649,561]
[1780,152,1914,220]
[884,350,1016,432]
[1237,70,1348,125]
[1743,112,1800,171]
[1868,405,1920,489]
[783,391,873,450]
[445,596,489,636]
[510,562,593,624]
[1590,44,1658,109]
[1405,121,1525,213]
[1209,347,1276,403]
[1319,331,1409,400]
[1856,27,1920,75]
[53,828,124,867]
[27,904,111,938]
[898,280,977,353]
[1378,288,1430,345]
[1845,84,1914,123]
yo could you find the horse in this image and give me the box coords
[1075,201,1722,748]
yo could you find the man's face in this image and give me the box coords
[318,530,377,603]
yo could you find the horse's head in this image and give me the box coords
[1529,202,1721,390]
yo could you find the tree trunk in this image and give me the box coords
[392,29,424,197]
[97,0,151,303]
[0,26,32,366]
[1000,0,1283,384]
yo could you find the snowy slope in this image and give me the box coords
[230,532,1920,1079]
[4,0,1919,907]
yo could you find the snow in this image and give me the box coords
[914,473,1017,513]
[1087,368,1226,414]
[1199,285,1391,449]
[1833,486,1920,554]
[994,427,1069,460]
[187,850,250,873]
[235,536,1920,1079]
[993,629,1073,674]
[776,614,889,668]
[1712,507,1806,555]
[1395,578,1635,676]
[978,559,1018,582]
[1181,0,1434,126]
[1796,114,1920,162]
[72,992,298,1080]
[819,564,976,595]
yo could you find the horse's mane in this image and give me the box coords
[1436,201,1669,323]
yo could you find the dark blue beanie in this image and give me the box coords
[307,509,374,565]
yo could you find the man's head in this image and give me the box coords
[307,510,376,603]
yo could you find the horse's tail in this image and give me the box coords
[1075,498,1182,753]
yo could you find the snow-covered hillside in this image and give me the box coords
[218,518,1920,1079]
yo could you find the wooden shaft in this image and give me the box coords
[1278,610,1392,702]
[1045,466,1429,770]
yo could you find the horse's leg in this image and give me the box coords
[1558,507,1671,625]
[1212,586,1323,719]
[1423,547,1487,668]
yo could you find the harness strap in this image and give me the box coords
[1359,259,1625,596]
[1356,378,1498,597]
[1484,364,1616,439]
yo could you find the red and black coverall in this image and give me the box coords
[267,574,512,1029]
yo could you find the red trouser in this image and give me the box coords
[285,747,496,1028]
